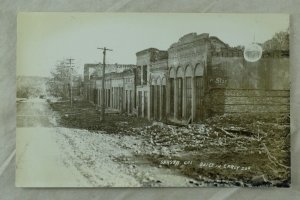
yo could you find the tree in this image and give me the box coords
[17,76,48,98]
[47,60,78,99]
[263,30,289,51]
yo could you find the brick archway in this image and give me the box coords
[169,67,175,117]
[176,66,184,119]
[194,63,205,121]
[185,65,193,119]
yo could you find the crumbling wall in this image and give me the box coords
[208,89,289,115]
[207,53,289,116]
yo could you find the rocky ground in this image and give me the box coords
[49,100,291,187]
[17,98,194,187]
[134,117,290,187]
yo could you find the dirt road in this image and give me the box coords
[16,98,193,187]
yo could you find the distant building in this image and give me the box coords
[135,48,168,119]
[83,33,289,123]
[83,63,136,113]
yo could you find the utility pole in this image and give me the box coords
[66,58,75,107]
[97,47,113,122]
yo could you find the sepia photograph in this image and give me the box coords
[16,12,290,187]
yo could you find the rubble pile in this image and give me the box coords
[135,113,290,187]
[132,123,209,154]
[49,100,290,187]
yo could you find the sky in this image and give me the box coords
[17,13,289,77]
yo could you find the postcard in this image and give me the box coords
[16,12,290,187]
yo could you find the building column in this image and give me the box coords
[87,84,90,101]
[111,87,113,108]
[147,87,151,120]
[116,88,118,109]
[191,76,196,122]
[107,89,109,107]
[110,88,113,108]
[159,85,163,121]
[127,90,130,114]
[120,87,124,113]
[99,88,102,108]
[111,87,115,108]
[115,87,117,109]
[100,88,103,108]
[98,89,100,107]
[121,88,123,111]
[182,76,187,120]
[166,78,170,117]
[103,89,105,107]
[118,87,120,110]
[105,89,107,107]
[153,85,156,120]
[141,90,144,118]
[174,76,178,119]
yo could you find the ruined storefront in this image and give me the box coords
[83,32,289,123]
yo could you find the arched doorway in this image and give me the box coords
[185,65,193,120]
[169,68,175,117]
[151,77,157,120]
[161,76,167,120]
[155,77,161,120]
[194,64,205,121]
[176,66,184,119]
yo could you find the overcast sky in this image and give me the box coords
[17,13,289,77]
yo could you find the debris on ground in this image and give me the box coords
[49,101,152,134]
[49,100,290,187]
[134,114,290,187]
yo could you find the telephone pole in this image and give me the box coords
[97,47,113,121]
[66,58,75,107]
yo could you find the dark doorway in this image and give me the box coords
[138,91,142,117]
[186,77,192,119]
[151,86,155,119]
[156,86,160,120]
[177,78,183,119]
[129,90,132,113]
[195,76,204,121]
[170,78,174,117]
[125,90,128,113]
[144,91,148,117]
[162,85,166,119]
[108,89,110,107]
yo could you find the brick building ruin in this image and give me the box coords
[83,33,289,123]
